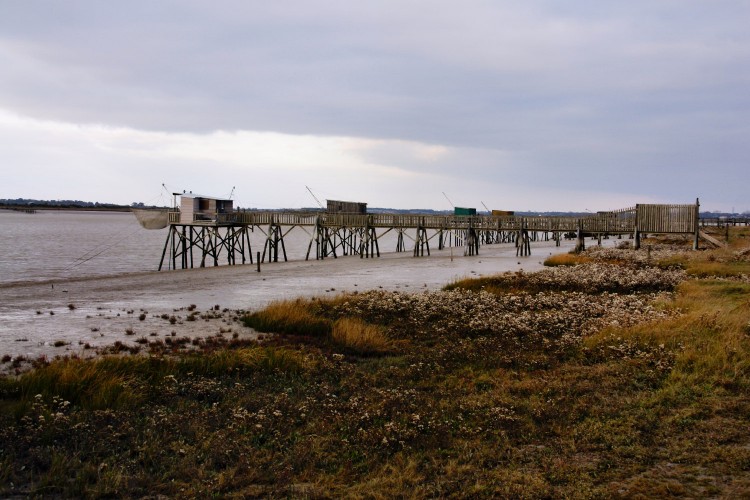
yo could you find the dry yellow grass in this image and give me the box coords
[331,317,391,355]
[543,253,592,267]
[655,233,750,277]
[586,258,750,393]
[243,299,331,336]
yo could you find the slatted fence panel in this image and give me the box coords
[637,204,697,233]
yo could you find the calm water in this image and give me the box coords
[0,210,169,284]
[0,209,418,285]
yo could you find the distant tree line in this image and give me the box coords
[0,198,166,210]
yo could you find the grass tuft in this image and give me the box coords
[543,253,591,267]
[9,357,143,410]
[242,299,331,337]
[330,317,391,356]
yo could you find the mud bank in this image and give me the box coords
[0,240,580,360]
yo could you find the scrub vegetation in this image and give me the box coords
[1,228,749,497]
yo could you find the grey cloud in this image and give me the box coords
[1,1,748,209]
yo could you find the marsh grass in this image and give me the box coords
[2,228,750,497]
[0,347,307,416]
[176,346,308,376]
[242,298,392,356]
[242,299,331,337]
[543,252,592,267]
[2,357,142,411]
[657,248,750,277]
[331,317,391,356]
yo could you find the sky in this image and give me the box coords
[1,1,748,212]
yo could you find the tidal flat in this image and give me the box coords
[0,237,575,362]
[1,227,749,498]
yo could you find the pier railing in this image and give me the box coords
[167,209,641,233]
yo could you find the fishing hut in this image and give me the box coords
[156,193,254,270]
[326,199,367,214]
[178,193,234,223]
[454,207,477,216]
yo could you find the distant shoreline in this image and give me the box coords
[0,205,136,213]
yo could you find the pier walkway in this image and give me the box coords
[157,201,703,271]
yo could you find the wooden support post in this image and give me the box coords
[515,220,531,257]
[575,220,586,253]
[413,225,430,257]
[171,226,177,270]
[694,198,700,250]
[181,226,187,269]
[360,217,379,258]
[634,204,641,250]
[464,227,479,256]
[306,217,320,261]
[158,226,171,271]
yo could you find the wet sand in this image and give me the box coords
[0,239,579,359]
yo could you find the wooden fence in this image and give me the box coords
[636,204,698,234]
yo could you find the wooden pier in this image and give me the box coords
[1,207,37,214]
[154,198,705,271]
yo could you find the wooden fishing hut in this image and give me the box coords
[454,207,476,216]
[326,199,367,214]
[178,193,233,223]
[158,193,253,271]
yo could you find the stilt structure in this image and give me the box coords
[144,195,702,270]
[516,225,531,257]
[414,225,430,257]
[159,224,253,271]
[261,221,288,263]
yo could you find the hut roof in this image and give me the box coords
[176,192,232,202]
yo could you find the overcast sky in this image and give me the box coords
[1,1,748,212]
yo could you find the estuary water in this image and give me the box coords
[0,209,580,361]
[0,210,168,284]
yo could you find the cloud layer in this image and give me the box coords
[1,1,748,211]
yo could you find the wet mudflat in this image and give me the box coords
[0,238,578,359]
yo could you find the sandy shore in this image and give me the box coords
[0,239,581,360]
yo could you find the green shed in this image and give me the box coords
[454,207,477,216]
